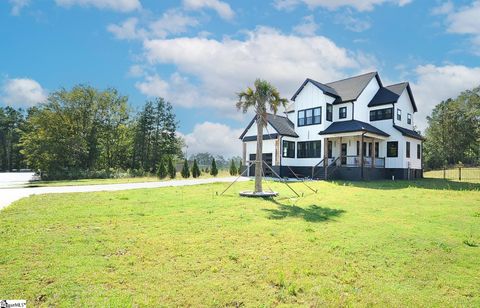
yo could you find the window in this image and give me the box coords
[370,108,393,121]
[326,104,333,121]
[297,141,321,158]
[407,113,412,125]
[375,142,379,158]
[339,107,347,119]
[327,141,333,158]
[397,108,402,121]
[406,141,410,158]
[417,144,421,159]
[356,141,360,156]
[387,142,398,157]
[282,140,295,158]
[298,107,321,127]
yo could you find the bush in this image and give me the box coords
[210,158,218,177]
[229,159,237,176]
[237,161,243,175]
[157,160,167,179]
[192,159,201,178]
[168,157,176,179]
[181,159,190,178]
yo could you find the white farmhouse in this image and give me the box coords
[239,72,424,180]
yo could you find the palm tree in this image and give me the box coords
[236,79,288,193]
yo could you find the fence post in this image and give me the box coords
[459,167,462,181]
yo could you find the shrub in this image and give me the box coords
[237,161,243,175]
[167,157,176,179]
[229,159,237,176]
[192,159,201,178]
[157,160,167,179]
[181,159,190,178]
[210,158,218,177]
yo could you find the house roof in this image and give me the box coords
[318,120,390,137]
[393,125,425,140]
[325,72,382,104]
[239,113,299,139]
[291,78,340,101]
[368,82,418,112]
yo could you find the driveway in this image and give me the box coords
[0,176,250,210]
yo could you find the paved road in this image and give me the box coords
[0,176,250,210]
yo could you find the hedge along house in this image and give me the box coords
[239,72,425,180]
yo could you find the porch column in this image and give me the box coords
[371,138,375,169]
[360,133,364,179]
[339,137,343,165]
[323,137,328,179]
[242,142,247,165]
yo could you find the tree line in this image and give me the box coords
[1,85,184,179]
[424,86,480,170]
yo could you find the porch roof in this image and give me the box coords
[318,120,390,138]
[393,125,425,140]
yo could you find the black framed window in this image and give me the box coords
[356,141,360,156]
[397,108,402,121]
[326,104,333,121]
[407,113,412,125]
[327,141,333,158]
[297,141,321,158]
[387,141,398,157]
[375,142,379,158]
[339,107,347,119]
[282,140,295,158]
[298,107,321,127]
[370,108,393,121]
[406,141,410,158]
[417,144,421,159]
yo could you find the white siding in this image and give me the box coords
[354,77,381,122]
[393,90,415,130]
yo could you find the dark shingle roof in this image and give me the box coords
[239,113,298,139]
[318,120,390,137]
[368,82,418,112]
[325,72,381,104]
[393,125,425,140]
[291,78,340,101]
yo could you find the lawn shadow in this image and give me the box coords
[333,178,480,192]
[264,198,345,223]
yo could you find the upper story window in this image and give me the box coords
[326,104,333,122]
[370,108,393,121]
[282,140,295,158]
[397,108,402,121]
[298,107,321,127]
[407,113,412,125]
[339,107,347,119]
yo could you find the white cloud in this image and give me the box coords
[274,0,412,11]
[434,1,480,54]
[1,78,47,107]
[140,27,377,115]
[293,15,319,36]
[411,64,480,131]
[335,9,371,32]
[181,122,243,157]
[9,0,30,15]
[183,0,234,20]
[135,74,170,98]
[107,10,199,40]
[55,0,141,12]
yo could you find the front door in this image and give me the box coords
[341,143,347,165]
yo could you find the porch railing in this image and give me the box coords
[342,156,385,168]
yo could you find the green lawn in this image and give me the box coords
[27,170,232,187]
[1,179,479,306]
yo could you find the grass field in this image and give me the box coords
[27,170,232,187]
[1,179,479,306]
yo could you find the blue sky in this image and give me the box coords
[1,0,480,157]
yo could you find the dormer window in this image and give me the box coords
[407,113,412,125]
[298,107,321,127]
[397,109,402,121]
[339,107,347,119]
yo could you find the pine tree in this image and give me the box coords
[210,158,218,177]
[167,157,176,179]
[181,159,190,178]
[237,160,243,175]
[192,159,201,178]
[157,159,167,179]
[229,159,237,176]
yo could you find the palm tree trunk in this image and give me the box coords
[255,113,263,193]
